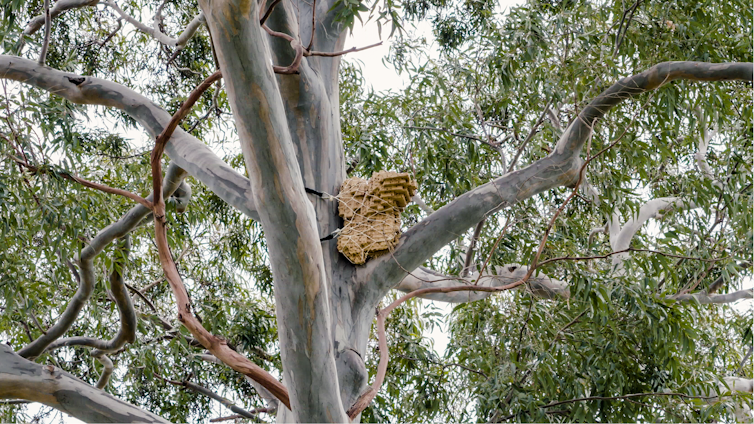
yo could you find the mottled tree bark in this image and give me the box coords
[0,12,750,421]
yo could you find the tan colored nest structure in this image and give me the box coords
[337,171,417,265]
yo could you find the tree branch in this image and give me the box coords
[156,373,262,422]
[0,56,259,221]
[360,61,753,310]
[20,0,99,52]
[10,155,152,209]
[17,164,187,359]
[104,1,204,48]
[671,289,753,304]
[44,237,137,357]
[608,197,693,274]
[0,344,169,422]
[396,265,569,303]
[149,71,291,410]
[461,218,486,277]
[542,391,715,410]
[38,0,51,65]
[197,353,281,413]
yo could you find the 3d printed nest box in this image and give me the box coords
[337,171,417,265]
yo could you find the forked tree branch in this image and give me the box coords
[17,164,187,359]
[0,56,259,221]
[20,0,204,54]
[104,1,204,48]
[360,61,753,310]
[44,236,137,356]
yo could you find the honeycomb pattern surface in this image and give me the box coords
[337,171,417,265]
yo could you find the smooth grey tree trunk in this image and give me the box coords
[0,0,750,420]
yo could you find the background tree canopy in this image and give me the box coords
[0,0,751,422]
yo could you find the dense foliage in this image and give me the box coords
[0,0,751,422]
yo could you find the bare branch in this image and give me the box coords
[104,1,204,48]
[16,164,187,359]
[93,353,114,389]
[671,288,753,304]
[396,265,569,303]
[305,41,383,57]
[44,237,137,356]
[737,346,753,376]
[0,344,169,422]
[149,72,291,410]
[261,24,304,74]
[0,56,259,220]
[259,0,282,25]
[542,391,715,410]
[156,373,262,422]
[38,0,51,65]
[461,218,486,277]
[507,98,553,173]
[609,197,693,274]
[707,262,752,294]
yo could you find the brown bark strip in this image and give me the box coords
[150,71,291,410]
[9,155,152,209]
[305,41,383,57]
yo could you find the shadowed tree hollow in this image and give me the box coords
[0,0,752,422]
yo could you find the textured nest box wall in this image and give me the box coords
[337,171,417,265]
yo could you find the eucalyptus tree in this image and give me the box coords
[0,0,751,422]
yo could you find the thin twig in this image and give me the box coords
[305,41,383,57]
[155,372,262,421]
[536,248,727,269]
[613,0,642,56]
[507,98,553,173]
[38,0,51,65]
[542,391,717,409]
[259,0,282,25]
[125,283,158,313]
[737,345,753,376]
[10,155,152,209]
[461,218,486,277]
